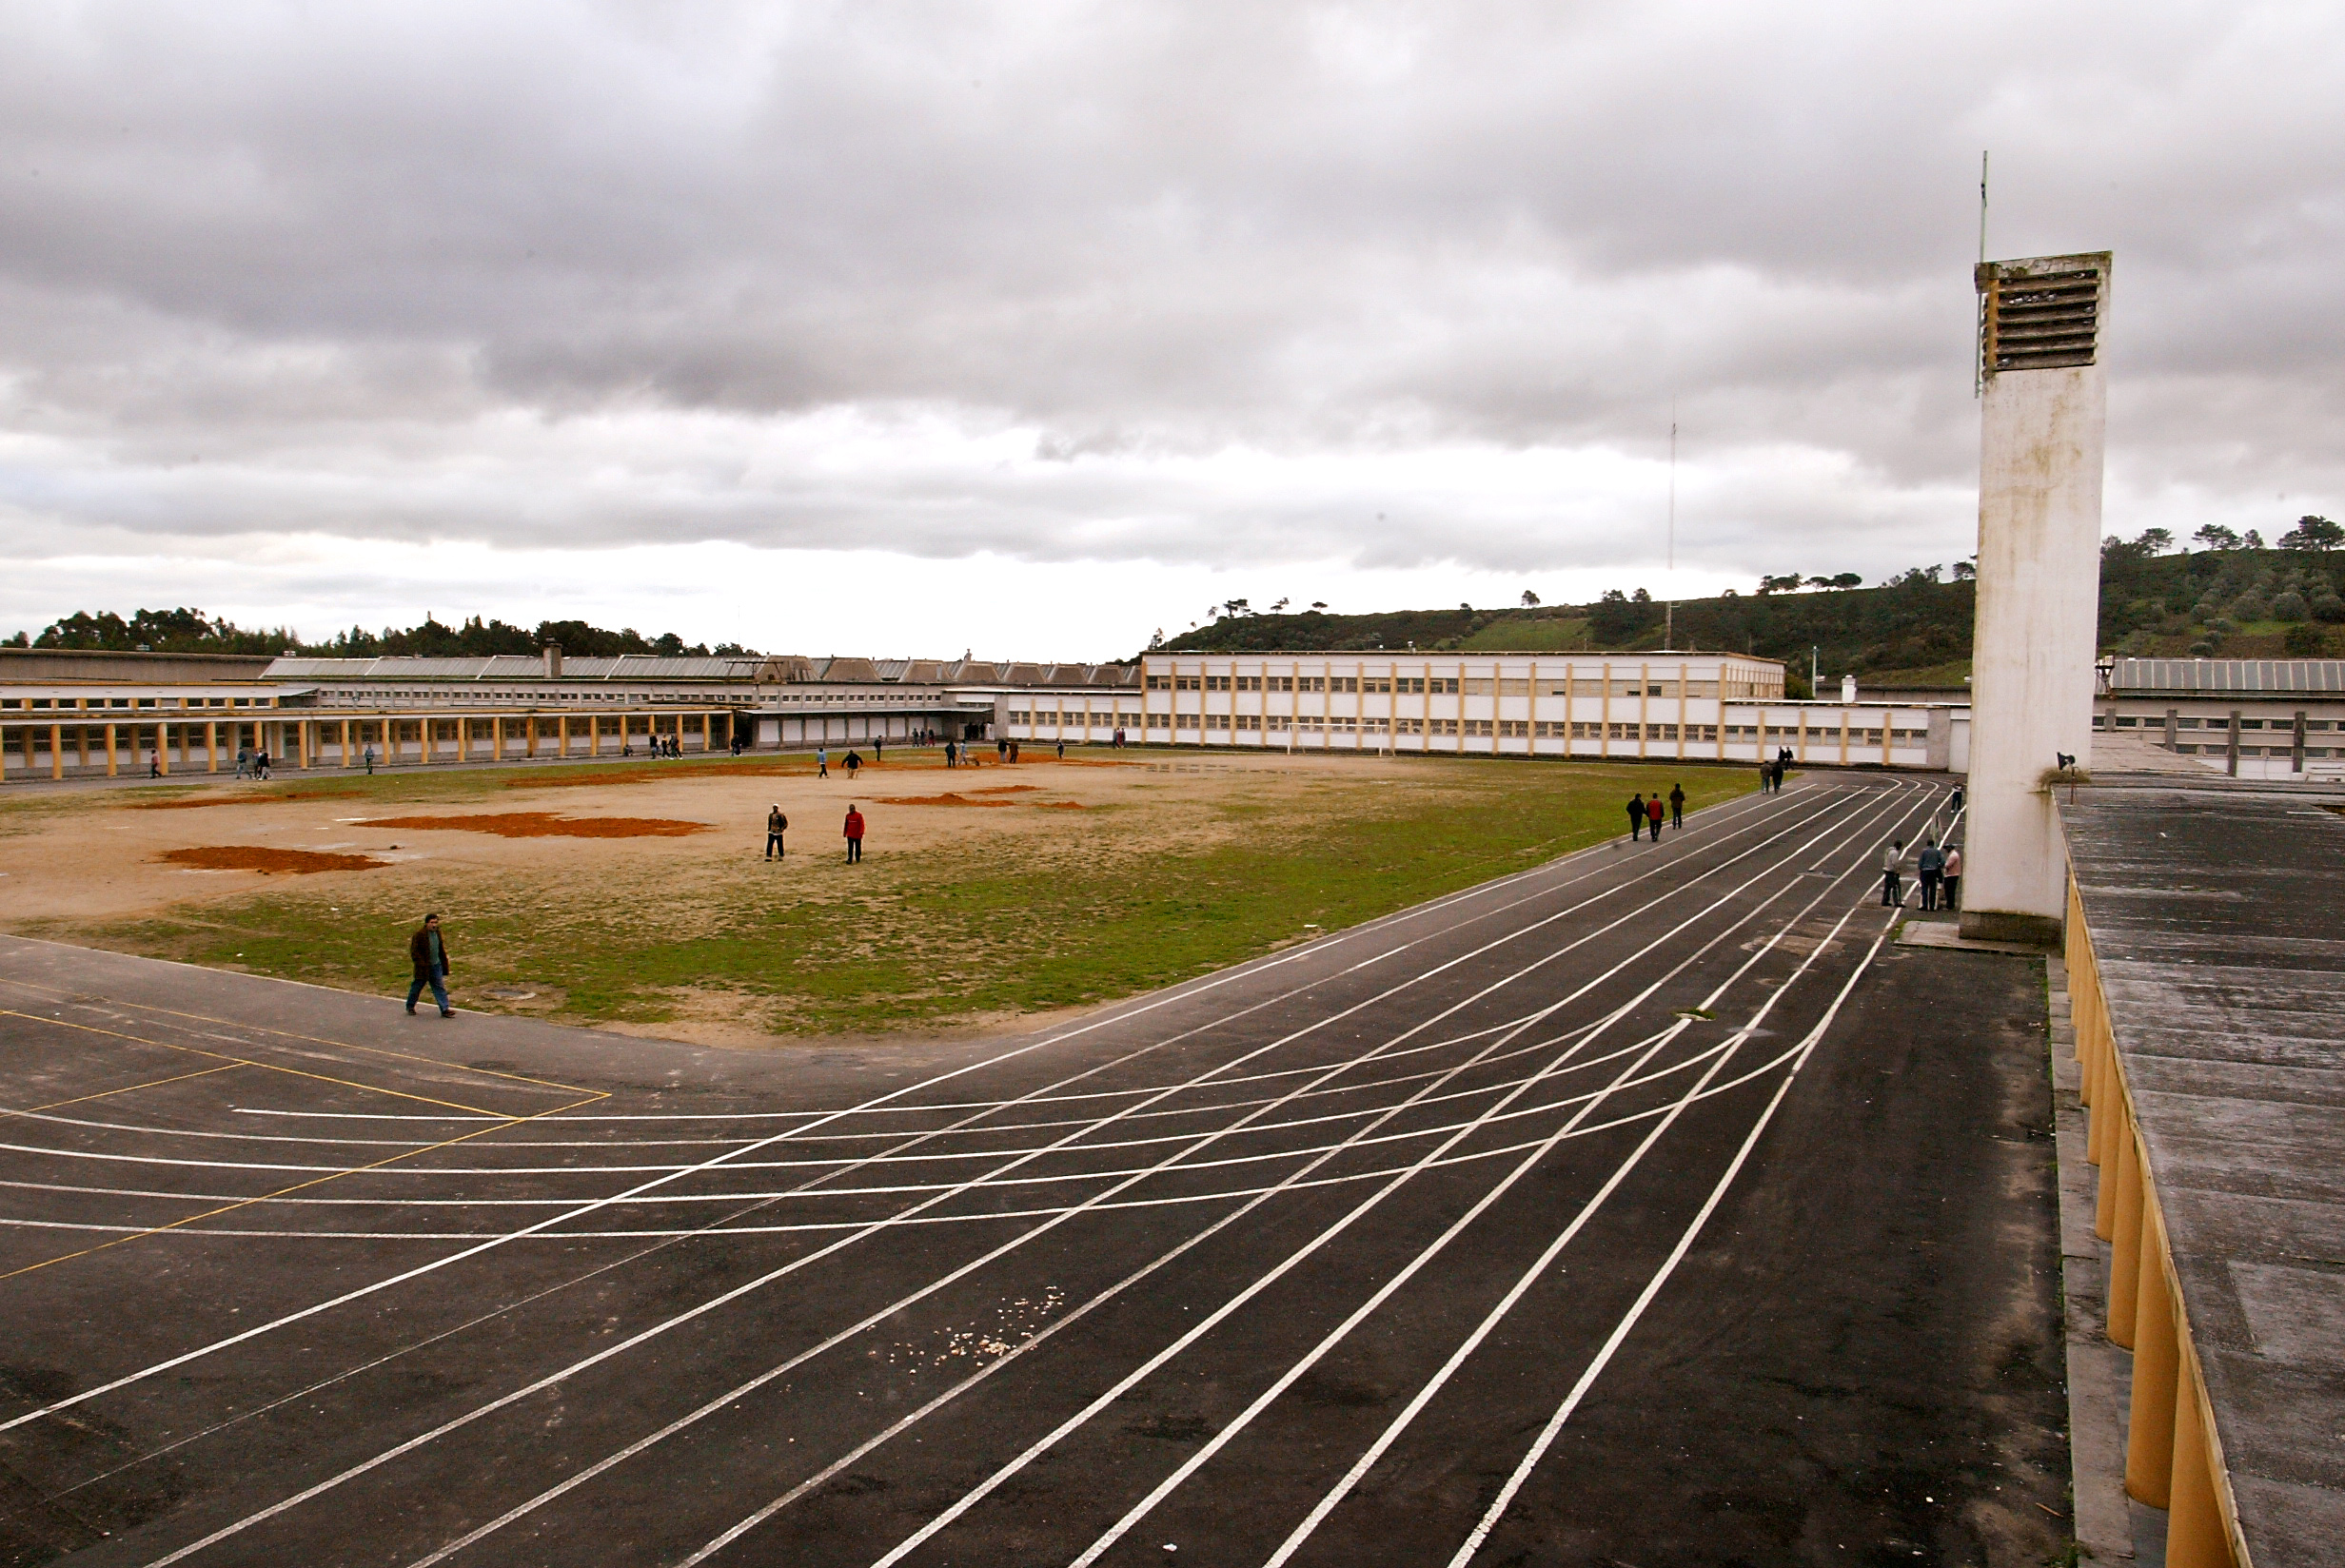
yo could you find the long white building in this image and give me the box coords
[1001,652,1967,771]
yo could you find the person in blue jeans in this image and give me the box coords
[406,913,453,1017]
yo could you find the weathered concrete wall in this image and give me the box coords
[1962,261,2108,943]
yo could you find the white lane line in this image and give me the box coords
[1442,911,1900,1567]
[838,788,1921,1568]
[1068,817,1917,1568]
[4,787,1845,1469]
[229,786,1884,1567]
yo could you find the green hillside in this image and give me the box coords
[1158,530,2345,696]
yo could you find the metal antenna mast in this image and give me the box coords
[1975,150,1990,397]
[1665,402,1677,649]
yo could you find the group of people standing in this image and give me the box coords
[760,803,865,862]
[234,745,272,780]
[1756,747,1793,793]
[1626,784,1687,842]
[1881,837,1961,910]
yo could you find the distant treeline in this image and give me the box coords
[6,609,757,660]
[1160,519,2345,683]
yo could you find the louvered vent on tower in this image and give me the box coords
[1976,253,2109,377]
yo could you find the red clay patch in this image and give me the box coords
[872,793,1016,808]
[134,790,363,810]
[966,785,1044,795]
[358,813,710,838]
[1033,800,1087,810]
[160,846,389,873]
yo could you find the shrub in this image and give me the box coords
[2282,624,2329,657]
[2272,590,2309,622]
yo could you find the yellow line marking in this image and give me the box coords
[0,1009,513,1119]
[12,1063,246,1114]
[0,973,599,1099]
[0,1088,606,1283]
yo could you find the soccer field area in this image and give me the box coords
[1,748,1756,1043]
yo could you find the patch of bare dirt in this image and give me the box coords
[872,793,1017,808]
[159,846,389,873]
[356,812,711,838]
[133,790,363,810]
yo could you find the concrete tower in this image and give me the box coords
[1961,252,2110,945]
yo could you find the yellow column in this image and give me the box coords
[1637,663,1649,758]
[205,720,218,774]
[51,723,64,780]
[1601,661,1612,756]
[2095,1081,2127,1239]
[300,720,312,769]
[2165,1355,2237,1568]
[560,714,569,757]
[2126,1202,2180,1505]
[157,724,170,775]
[2107,1127,2145,1347]
[106,722,119,776]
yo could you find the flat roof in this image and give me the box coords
[2107,657,2345,696]
[2061,778,2345,1565]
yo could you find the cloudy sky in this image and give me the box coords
[4,1,2339,659]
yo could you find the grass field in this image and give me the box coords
[9,751,1755,1043]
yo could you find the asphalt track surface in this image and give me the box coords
[0,775,2068,1567]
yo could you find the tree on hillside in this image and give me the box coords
[2279,515,2342,552]
[1520,590,1540,607]
[2194,524,2241,550]
[1952,559,1976,580]
[1757,573,1803,594]
[2137,527,2175,554]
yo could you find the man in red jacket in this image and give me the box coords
[843,804,865,863]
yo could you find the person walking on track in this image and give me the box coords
[406,913,453,1017]
[764,805,787,861]
[843,804,865,863]
[1627,792,1648,841]
[1881,839,1905,907]
[816,746,829,778]
[1645,794,1665,844]
[1668,783,1685,830]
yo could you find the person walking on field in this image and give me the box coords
[1941,845,1962,911]
[817,746,829,778]
[1056,740,1065,759]
[363,742,376,774]
[1627,793,1648,842]
[1645,794,1665,844]
[843,804,865,863]
[844,750,861,779]
[1668,783,1685,830]
[406,913,454,1017]
[945,740,958,769]
[1881,839,1905,908]
[1917,839,1945,911]
[764,805,787,861]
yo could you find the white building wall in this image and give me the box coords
[995,653,1965,773]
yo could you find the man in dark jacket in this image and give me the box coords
[765,805,787,861]
[1668,783,1686,830]
[1626,793,1647,841]
[407,914,453,1017]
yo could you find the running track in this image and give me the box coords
[0,774,2065,1566]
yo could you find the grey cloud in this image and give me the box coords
[0,0,2339,595]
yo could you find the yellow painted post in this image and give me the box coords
[2095,1080,2126,1239]
[2165,1355,2237,1568]
[106,722,119,776]
[50,723,64,780]
[156,723,170,775]
[2108,1127,2145,1347]
[2127,1202,2181,1506]
[204,720,217,774]
[1637,662,1649,758]
[559,714,569,758]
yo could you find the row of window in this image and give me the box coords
[2,696,266,711]
[2171,745,2337,758]
[1143,676,1738,698]
[2103,715,2336,731]
[1122,718,1936,746]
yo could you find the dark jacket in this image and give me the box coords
[410,925,450,981]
